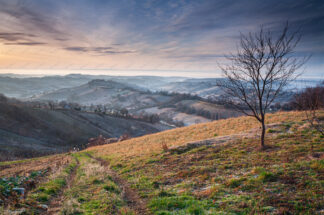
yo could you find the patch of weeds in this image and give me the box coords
[261,206,276,213]
[283,122,292,129]
[312,137,321,143]
[82,200,102,212]
[241,178,261,191]
[276,133,291,139]
[152,181,161,189]
[226,177,246,188]
[77,196,86,203]
[27,157,77,205]
[44,178,66,195]
[157,189,175,197]
[146,158,159,164]
[190,146,209,154]
[35,193,49,202]
[213,176,224,183]
[134,175,155,190]
[91,178,103,184]
[106,175,113,181]
[266,129,277,133]
[112,163,124,170]
[258,171,278,183]
[121,167,132,174]
[310,160,324,172]
[103,182,120,194]
[120,207,136,215]
[149,195,215,214]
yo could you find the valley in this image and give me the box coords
[0,97,168,161]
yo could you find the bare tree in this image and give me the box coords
[216,23,308,149]
[293,85,324,135]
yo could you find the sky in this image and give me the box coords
[0,0,323,78]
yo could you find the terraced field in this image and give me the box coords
[1,111,323,214]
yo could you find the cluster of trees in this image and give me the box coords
[0,93,7,103]
[156,91,201,101]
[176,103,221,120]
[23,100,82,111]
[5,97,162,125]
[90,105,161,124]
[292,85,324,135]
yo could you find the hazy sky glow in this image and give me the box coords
[0,0,323,78]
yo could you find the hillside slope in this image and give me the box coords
[33,79,164,107]
[0,101,165,161]
[33,79,242,126]
[1,111,323,214]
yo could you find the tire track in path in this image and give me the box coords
[86,153,151,215]
[46,156,80,215]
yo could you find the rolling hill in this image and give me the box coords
[1,111,323,214]
[0,99,168,161]
[33,79,169,107]
[32,79,242,126]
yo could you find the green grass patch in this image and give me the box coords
[103,181,120,194]
[149,195,215,214]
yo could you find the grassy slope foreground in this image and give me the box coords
[0,111,323,214]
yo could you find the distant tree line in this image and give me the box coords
[175,103,221,120]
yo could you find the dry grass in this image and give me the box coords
[103,116,323,214]
[83,161,105,178]
[0,154,70,177]
[89,111,310,159]
[1,110,322,214]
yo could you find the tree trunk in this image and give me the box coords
[260,120,266,150]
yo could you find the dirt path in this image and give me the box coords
[46,157,80,215]
[86,153,151,215]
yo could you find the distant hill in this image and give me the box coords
[0,75,93,99]
[33,79,163,107]
[33,79,242,125]
[0,74,187,99]
[0,99,167,161]
[154,78,221,98]
[0,73,321,100]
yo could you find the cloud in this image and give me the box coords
[0,0,321,75]
[0,1,69,43]
[64,46,88,52]
[0,32,35,41]
[4,42,46,46]
[64,46,136,55]
[166,0,324,37]
[0,31,46,46]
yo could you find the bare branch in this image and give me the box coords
[216,22,309,149]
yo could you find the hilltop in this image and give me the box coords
[0,111,323,214]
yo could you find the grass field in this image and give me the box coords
[1,111,323,214]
